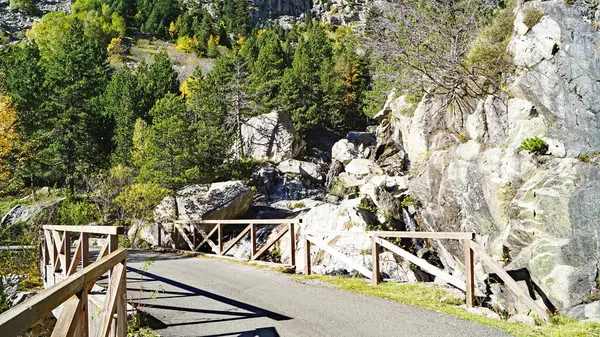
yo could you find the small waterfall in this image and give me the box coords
[403,208,422,250]
[403,208,416,232]
[392,121,402,145]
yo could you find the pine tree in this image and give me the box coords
[280,22,341,140]
[248,29,285,109]
[138,93,193,190]
[103,66,141,165]
[137,53,180,116]
[39,18,111,189]
[0,43,45,135]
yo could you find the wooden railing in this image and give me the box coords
[173,219,300,266]
[304,231,550,321]
[0,225,127,337]
[0,248,127,337]
[41,225,124,285]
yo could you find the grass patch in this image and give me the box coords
[291,275,600,337]
[523,8,544,29]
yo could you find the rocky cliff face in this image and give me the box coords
[375,0,600,319]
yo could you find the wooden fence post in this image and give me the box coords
[250,224,256,259]
[63,231,71,277]
[81,233,89,269]
[157,224,162,248]
[116,260,127,337]
[304,235,311,275]
[289,223,296,267]
[372,235,380,285]
[217,223,223,255]
[192,226,197,252]
[464,239,475,308]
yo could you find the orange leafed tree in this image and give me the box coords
[0,75,30,195]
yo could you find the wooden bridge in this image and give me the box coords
[0,220,550,337]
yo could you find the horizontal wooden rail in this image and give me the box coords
[469,241,549,321]
[370,231,474,240]
[42,225,124,236]
[305,234,372,279]
[0,249,127,337]
[304,231,474,240]
[175,219,301,225]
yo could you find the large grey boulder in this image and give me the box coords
[345,159,383,176]
[131,181,254,248]
[0,198,64,227]
[277,159,323,182]
[177,181,254,221]
[234,110,297,164]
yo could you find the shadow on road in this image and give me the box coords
[126,266,292,330]
[204,327,280,337]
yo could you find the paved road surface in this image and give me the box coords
[126,250,510,337]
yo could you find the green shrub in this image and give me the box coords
[289,201,305,209]
[59,198,100,226]
[330,179,347,198]
[0,30,9,45]
[114,183,170,221]
[9,0,35,15]
[464,2,515,82]
[401,195,417,207]
[523,8,544,29]
[520,137,548,155]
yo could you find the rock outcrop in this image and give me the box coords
[129,181,254,247]
[234,110,298,164]
[374,0,600,319]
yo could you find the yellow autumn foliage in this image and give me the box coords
[0,76,30,195]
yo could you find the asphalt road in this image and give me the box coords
[126,250,510,337]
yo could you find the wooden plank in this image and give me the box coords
[67,237,82,276]
[74,289,88,337]
[375,237,477,294]
[42,225,124,235]
[252,227,289,260]
[0,249,127,337]
[174,223,195,251]
[196,228,220,254]
[304,236,311,275]
[464,239,475,308]
[50,295,84,337]
[81,233,89,268]
[372,236,380,285]
[41,239,47,280]
[86,243,109,294]
[289,223,296,267]
[52,231,63,271]
[307,235,372,279]
[63,231,71,277]
[116,261,127,337]
[469,241,549,321]
[221,225,252,256]
[192,227,197,252]
[108,235,119,253]
[44,230,55,271]
[98,262,125,337]
[176,219,301,225]
[250,224,257,259]
[217,223,223,255]
[304,231,370,236]
[370,231,475,240]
